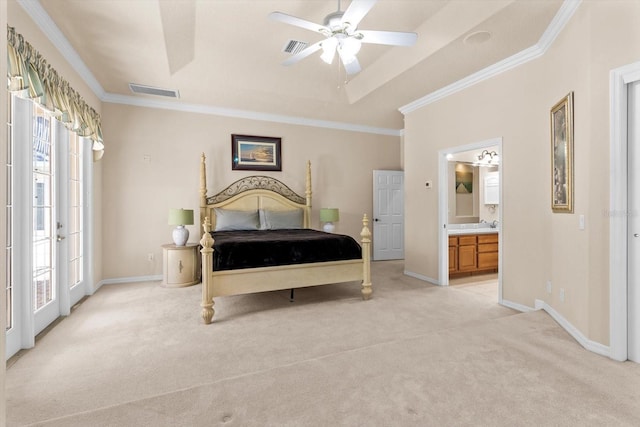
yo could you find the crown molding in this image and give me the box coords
[399,0,583,115]
[18,0,401,137]
[102,93,402,136]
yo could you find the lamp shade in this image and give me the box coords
[319,208,339,223]
[168,208,194,226]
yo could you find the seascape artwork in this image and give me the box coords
[239,142,275,165]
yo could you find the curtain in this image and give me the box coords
[6,25,104,157]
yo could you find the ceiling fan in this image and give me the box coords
[269,0,417,75]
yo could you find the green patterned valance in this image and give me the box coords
[7,25,103,151]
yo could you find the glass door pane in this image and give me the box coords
[32,111,55,312]
[68,133,83,290]
[31,104,59,336]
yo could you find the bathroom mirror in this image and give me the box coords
[448,162,479,222]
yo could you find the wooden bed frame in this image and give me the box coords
[198,153,372,324]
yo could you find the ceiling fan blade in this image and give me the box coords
[159,0,196,74]
[338,51,362,75]
[358,30,418,46]
[269,12,328,34]
[282,41,323,66]
[341,0,377,28]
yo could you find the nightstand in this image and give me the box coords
[161,243,201,287]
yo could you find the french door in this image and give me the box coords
[5,96,89,359]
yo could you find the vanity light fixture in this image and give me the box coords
[477,150,499,164]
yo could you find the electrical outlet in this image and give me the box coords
[559,288,565,302]
[546,280,552,294]
[147,253,154,262]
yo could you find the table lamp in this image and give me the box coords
[168,208,194,246]
[319,208,339,233]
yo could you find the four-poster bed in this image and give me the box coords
[198,153,372,323]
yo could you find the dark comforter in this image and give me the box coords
[211,229,362,271]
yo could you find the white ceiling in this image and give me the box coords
[35,0,564,131]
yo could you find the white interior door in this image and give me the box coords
[628,80,640,362]
[373,170,404,260]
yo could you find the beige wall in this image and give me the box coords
[404,1,640,346]
[101,103,401,279]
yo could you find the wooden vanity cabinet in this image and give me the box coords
[457,235,478,272]
[477,234,499,270]
[448,237,458,273]
[449,232,498,277]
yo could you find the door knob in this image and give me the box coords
[374,218,380,222]
[56,235,65,242]
[635,234,639,237]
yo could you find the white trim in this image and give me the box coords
[399,0,583,114]
[535,299,611,358]
[18,0,401,137]
[610,61,640,362]
[95,275,163,292]
[102,93,402,137]
[84,138,96,296]
[501,299,535,313]
[403,270,439,285]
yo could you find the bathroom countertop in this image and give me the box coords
[447,223,499,235]
[447,228,499,235]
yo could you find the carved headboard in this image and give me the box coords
[199,154,312,231]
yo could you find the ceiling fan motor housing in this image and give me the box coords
[323,11,357,35]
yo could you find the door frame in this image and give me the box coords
[438,137,503,303]
[610,61,640,362]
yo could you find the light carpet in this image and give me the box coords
[6,261,640,426]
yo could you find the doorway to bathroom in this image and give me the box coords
[438,138,503,304]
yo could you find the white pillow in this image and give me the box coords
[260,209,303,230]
[214,208,260,231]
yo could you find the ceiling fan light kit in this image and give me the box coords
[270,0,417,75]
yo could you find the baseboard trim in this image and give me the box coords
[500,299,535,313]
[403,270,440,285]
[95,275,163,291]
[534,299,610,358]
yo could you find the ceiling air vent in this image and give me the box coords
[282,40,309,55]
[129,83,180,99]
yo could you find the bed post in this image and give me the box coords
[360,214,372,300]
[305,160,312,228]
[200,217,215,324]
[199,153,208,230]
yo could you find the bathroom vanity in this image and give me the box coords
[448,226,499,277]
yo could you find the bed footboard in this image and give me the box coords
[200,215,373,323]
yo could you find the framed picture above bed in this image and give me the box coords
[231,134,282,171]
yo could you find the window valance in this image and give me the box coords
[7,25,104,154]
